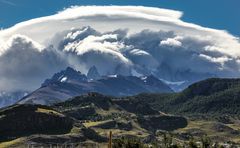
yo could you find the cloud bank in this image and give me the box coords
[0,6,240,92]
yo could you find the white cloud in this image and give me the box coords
[0,35,69,91]
[160,37,182,47]
[129,49,151,56]
[0,5,239,57]
[6,34,44,51]
[127,48,159,71]
[0,6,240,92]
[199,54,230,65]
[62,32,132,75]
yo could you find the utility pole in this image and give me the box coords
[108,131,112,148]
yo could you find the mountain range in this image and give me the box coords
[18,67,172,105]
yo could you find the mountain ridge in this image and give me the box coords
[18,67,173,105]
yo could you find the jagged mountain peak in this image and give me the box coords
[87,66,101,80]
[65,66,78,73]
[41,67,87,86]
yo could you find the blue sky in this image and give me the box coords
[0,0,239,37]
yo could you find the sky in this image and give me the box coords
[0,0,239,37]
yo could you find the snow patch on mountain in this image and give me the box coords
[60,77,68,83]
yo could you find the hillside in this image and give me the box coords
[133,78,240,116]
[54,93,187,132]
[0,93,187,147]
[0,104,73,142]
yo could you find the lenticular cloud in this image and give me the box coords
[0,6,240,92]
